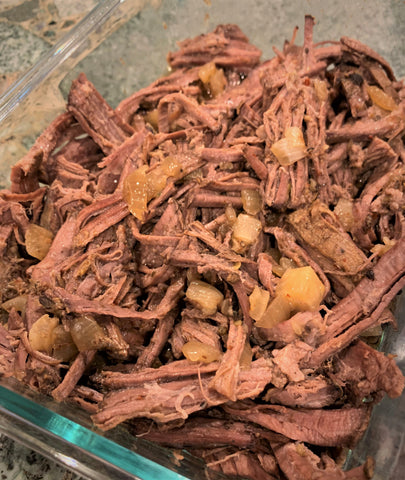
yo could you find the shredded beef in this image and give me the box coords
[225,402,371,447]
[330,340,405,403]
[1,17,404,480]
[273,441,374,480]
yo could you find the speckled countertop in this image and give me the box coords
[0,435,83,480]
[0,4,94,478]
[0,0,97,94]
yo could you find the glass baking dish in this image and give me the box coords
[0,0,404,478]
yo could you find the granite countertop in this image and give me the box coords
[0,435,83,480]
[0,3,95,478]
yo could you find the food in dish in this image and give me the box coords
[1,16,404,479]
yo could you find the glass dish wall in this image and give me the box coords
[0,0,404,478]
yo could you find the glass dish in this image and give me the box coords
[0,0,404,478]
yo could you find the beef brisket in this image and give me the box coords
[273,441,374,480]
[92,358,274,429]
[10,113,75,194]
[331,340,404,403]
[209,322,247,401]
[68,73,133,154]
[167,24,262,71]
[225,403,371,447]
[265,376,340,408]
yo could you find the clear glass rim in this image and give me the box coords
[0,377,223,480]
[0,0,122,124]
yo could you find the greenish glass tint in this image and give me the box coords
[0,383,217,480]
[0,386,179,480]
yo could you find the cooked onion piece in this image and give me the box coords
[256,266,325,328]
[271,256,297,278]
[241,189,262,215]
[148,156,183,198]
[160,156,183,178]
[199,61,227,97]
[367,85,397,111]
[144,108,159,129]
[249,286,270,321]
[124,157,184,220]
[255,295,292,329]
[182,340,222,363]
[29,314,59,353]
[225,205,237,224]
[277,266,325,312]
[271,126,307,166]
[51,325,78,362]
[271,262,285,278]
[231,214,262,253]
[1,295,27,315]
[123,165,148,221]
[70,315,108,352]
[239,341,253,370]
[209,68,227,97]
[199,61,217,84]
[186,280,224,315]
[146,168,167,200]
[25,224,54,260]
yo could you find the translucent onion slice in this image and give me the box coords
[146,168,168,200]
[1,295,27,315]
[272,256,296,277]
[277,266,325,311]
[51,325,78,362]
[225,205,237,224]
[255,295,292,329]
[144,108,159,130]
[279,256,296,272]
[249,286,270,321]
[198,61,226,97]
[241,189,262,215]
[256,266,325,329]
[124,157,184,219]
[182,339,222,363]
[123,165,148,221]
[232,214,262,252]
[367,85,397,111]
[271,262,286,278]
[271,127,307,166]
[70,315,108,352]
[25,224,54,260]
[186,280,224,316]
[239,341,253,370]
[199,61,217,84]
[29,314,59,353]
[220,297,234,318]
[209,68,227,97]
[160,156,183,178]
